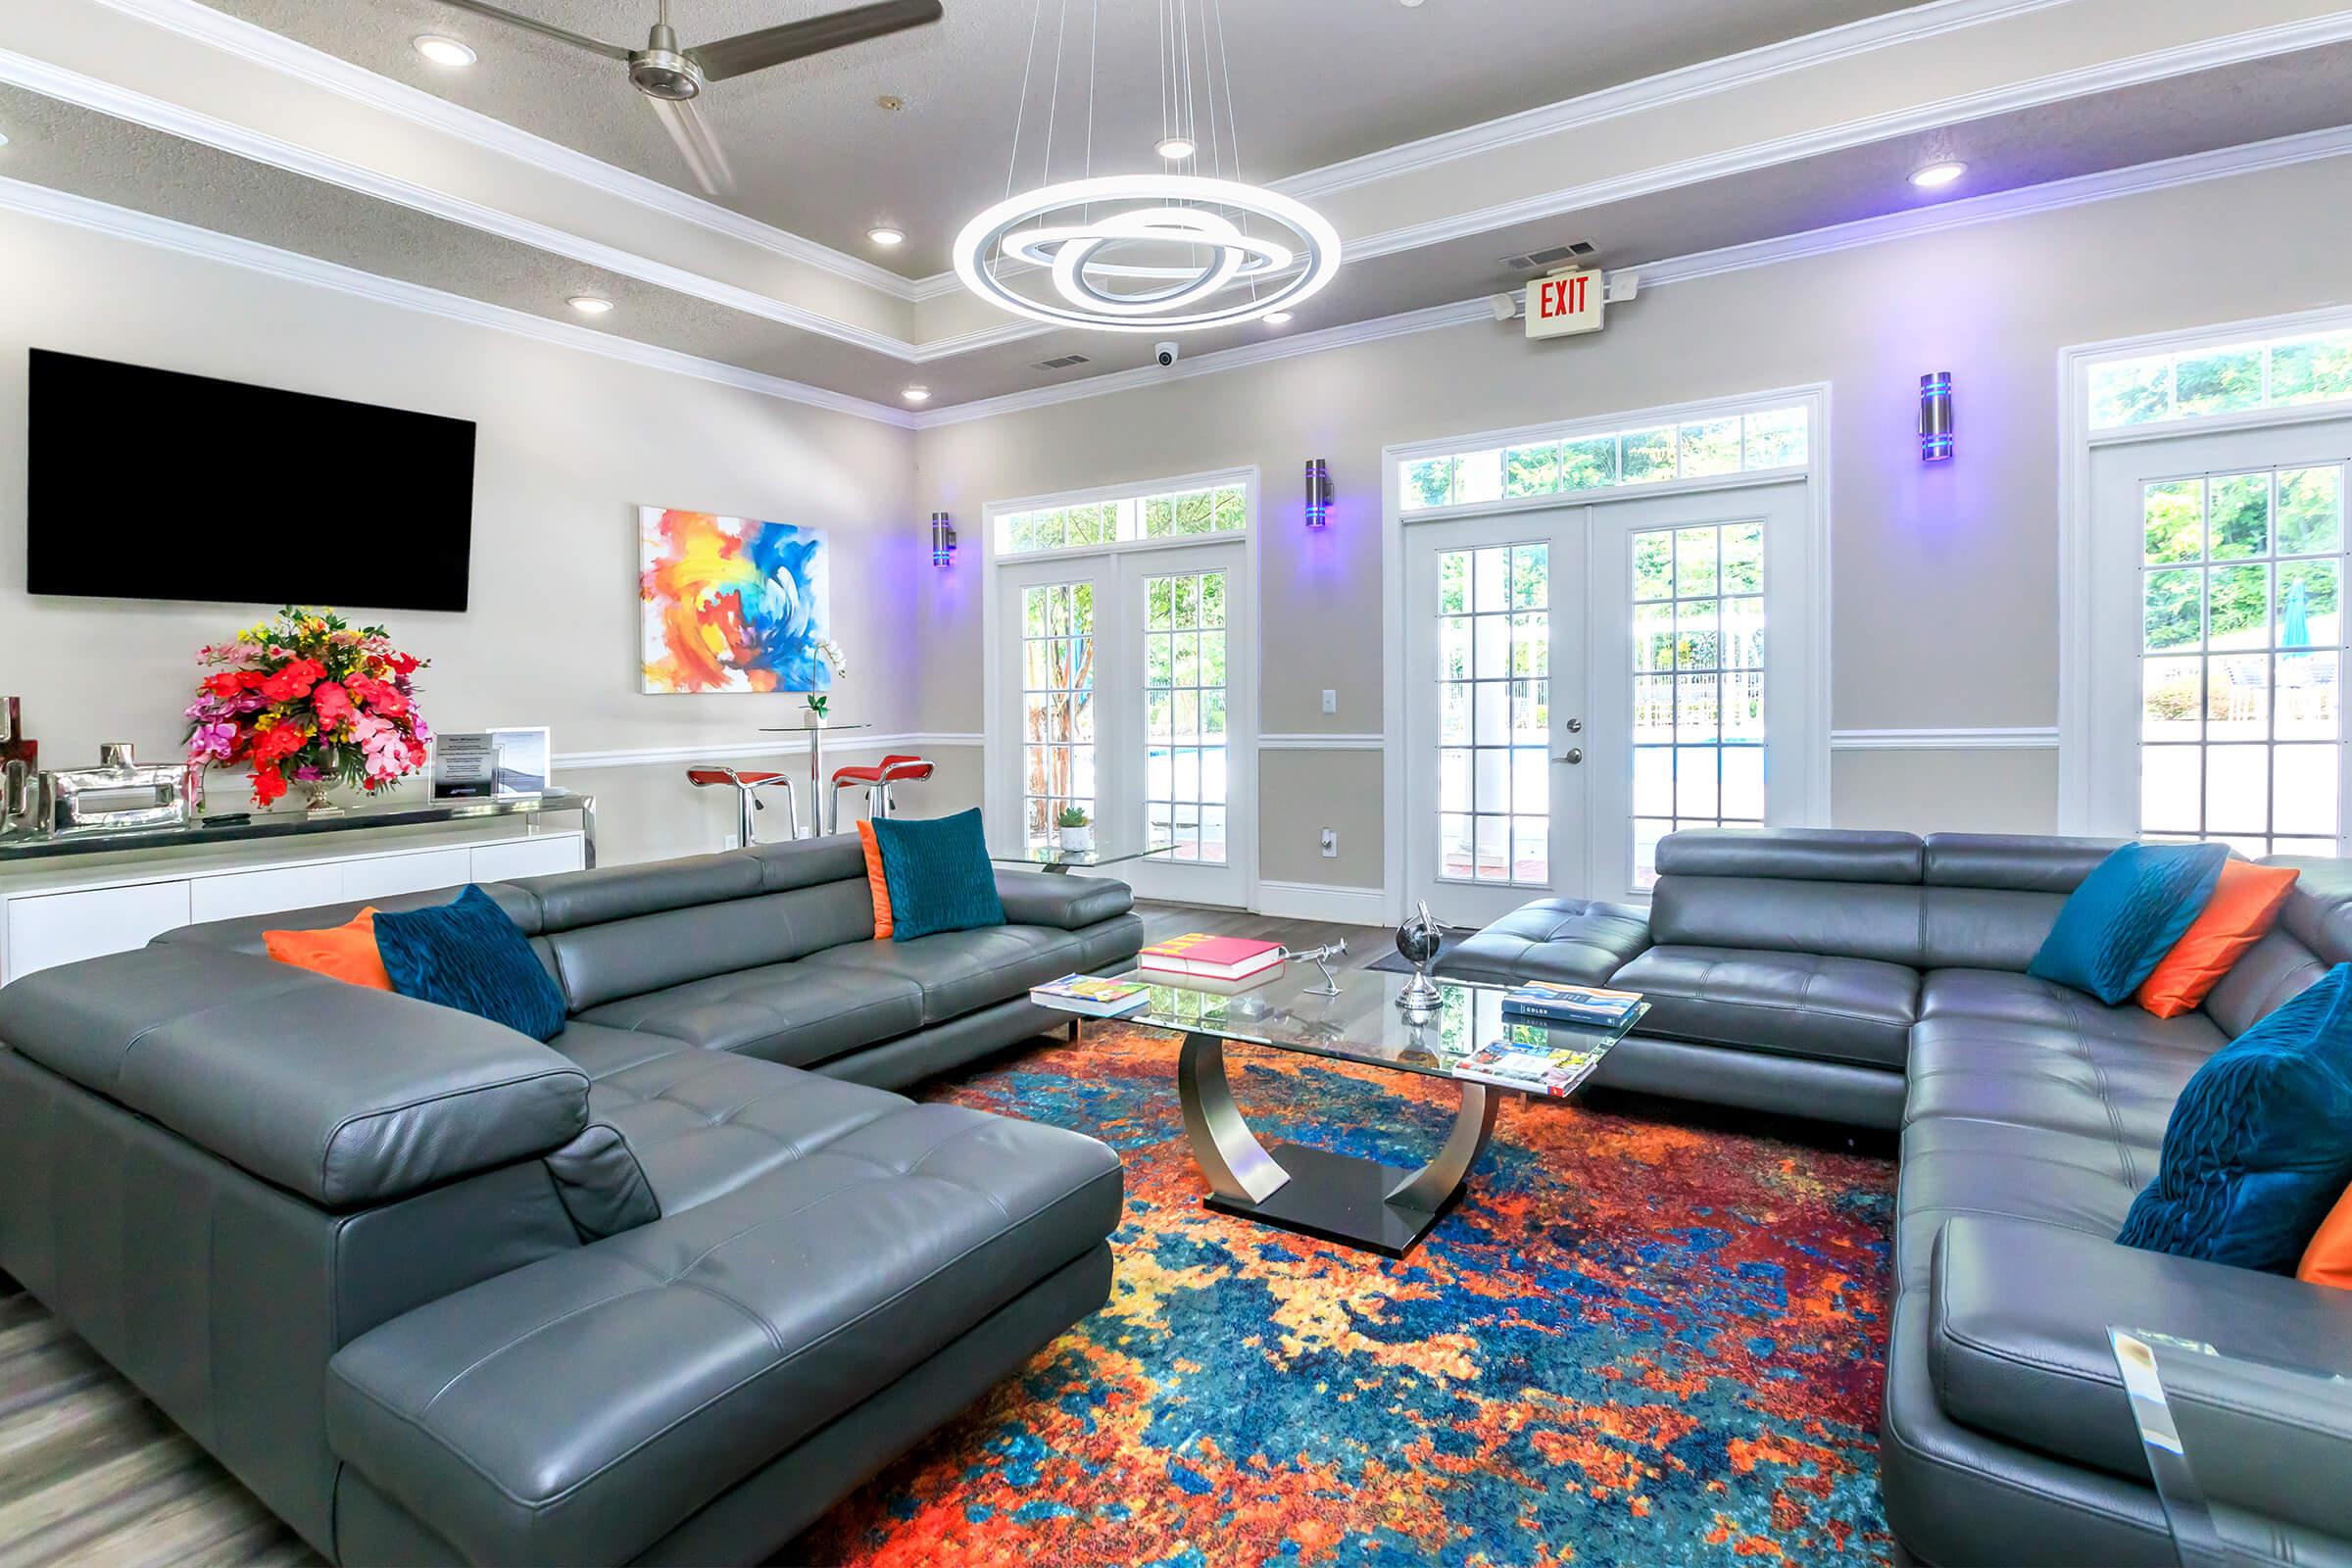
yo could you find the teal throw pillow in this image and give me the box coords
[2118,962,2352,1272]
[373,885,567,1041]
[2027,842,2230,1004]
[869,808,1006,942]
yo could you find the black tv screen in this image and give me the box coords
[26,349,476,612]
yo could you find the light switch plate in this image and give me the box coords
[1320,828,1339,858]
[1321,689,1338,714]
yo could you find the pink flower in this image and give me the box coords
[186,720,237,762]
[353,714,416,781]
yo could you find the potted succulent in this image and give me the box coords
[1055,804,1093,853]
[804,638,848,727]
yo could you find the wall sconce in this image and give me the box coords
[1919,371,1954,462]
[1305,458,1333,527]
[929,511,956,565]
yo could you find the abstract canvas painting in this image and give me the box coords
[639,507,831,694]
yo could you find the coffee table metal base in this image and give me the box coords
[1178,1031,1498,1259]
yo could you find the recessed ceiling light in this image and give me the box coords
[1264,312,1294,326]
[902,385,931,404]
[567,295,614,316]
[1910,160,1967,189]
[1154,136,1196,161]
[867,225,906,247]
[412,34,476,69]
[1399,0,1426,8]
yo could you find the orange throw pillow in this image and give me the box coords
[857,819,894,940]
[2135,860,2300,1018]
[264,906,391,991]
[2299,1182,2352,1290]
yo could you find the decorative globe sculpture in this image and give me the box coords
[1396,901,1446,1009]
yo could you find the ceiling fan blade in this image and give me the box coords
[647,94,737,196]
[686,0,944,82]
[423,0,632,61]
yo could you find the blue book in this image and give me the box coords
[1500,982,1642,1025]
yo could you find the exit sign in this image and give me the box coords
[1526,269,1603,339]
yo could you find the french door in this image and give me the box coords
[992,539,1255,906]
[1403,480,1817,924]
[2083,416,2352,854]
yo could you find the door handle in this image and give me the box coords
[1554,748,1585,765]
[1564,718,1584,733]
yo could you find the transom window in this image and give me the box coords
[1019,581,1095,851]
[1401,404,1808,514]
[1144,571,1229,862]
[2090,329,2352,430]
[1632,522,1765,886]
[2139,464,2345,856]
[998,482,1246,557]
[1437,542,1549,885]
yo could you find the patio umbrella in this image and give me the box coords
[2283,578,2311,647]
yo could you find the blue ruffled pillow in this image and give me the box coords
[373,885,567,1041]
[869,808,1006,942]
[2027,842,2230,1004]
[2118,962,2352,1272]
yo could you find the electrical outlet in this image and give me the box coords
[723,833,741,851]
[1320,828,1339,858]
[1321,688,1338,714]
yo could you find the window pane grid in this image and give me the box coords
[1402,404,1809,513]
[1634,521,1765,889]
[2090,329,2352,429]
[1019,582,1095,851]
[2138,465,2345,857]
[998,483,1248,557]
[1437,543,1549,886]
[1146,570,1229,864]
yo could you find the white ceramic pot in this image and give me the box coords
[1058,825,1094,852]
[803,710,827,729]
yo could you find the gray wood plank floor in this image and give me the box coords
[0,903,1391,1567]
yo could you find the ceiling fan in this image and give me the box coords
[425,0,944,196]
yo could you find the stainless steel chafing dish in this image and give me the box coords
[36,743,196,836]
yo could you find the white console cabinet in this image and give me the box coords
[0,826,585,984]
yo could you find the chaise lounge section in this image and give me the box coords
[0,836,1142,1566]
[1440,828,2352,1565]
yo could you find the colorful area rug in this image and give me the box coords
[797,1025,1897,1568]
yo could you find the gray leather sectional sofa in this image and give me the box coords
[1440,828,2352,1566]
[0,835,1144,1566]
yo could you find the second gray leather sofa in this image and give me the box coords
[0,835,1143,1566]
[1438,827,2352,1566]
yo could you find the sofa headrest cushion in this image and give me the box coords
[1654,827,1924,885]
[1924,833,2124,893]
[0,945,585,1208]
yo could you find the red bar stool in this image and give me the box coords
[688,764,800,847]
[830,754,933,827]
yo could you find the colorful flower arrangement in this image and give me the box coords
[184,608,431,808]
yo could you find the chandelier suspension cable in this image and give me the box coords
[1041,0,1070,189]
[1207,0,1255,301]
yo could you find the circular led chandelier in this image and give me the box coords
[953,0,1341,333]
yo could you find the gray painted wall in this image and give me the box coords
[0,207,920,867]
[912,156,2352,890]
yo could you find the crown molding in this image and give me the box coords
[1277,0,2072,204]
[912,297,1497,427]
[0,173,918,429]
[0,46,969,365]
[911,121,2352,427]
[84,0,927,301]
[1341,9,2352,265]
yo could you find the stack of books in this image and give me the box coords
[1137,933,1285,983]
[1028,974,1153,1018]
[1451,1040,1608,1097]
[1499,981,1642,1027]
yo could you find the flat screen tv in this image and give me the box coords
[26,349,476,612]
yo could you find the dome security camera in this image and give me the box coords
[1153,341,1180,368]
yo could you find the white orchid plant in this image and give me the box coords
[806,637,849,717]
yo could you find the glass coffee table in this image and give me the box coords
[2110,1327,2352,1566]
[1120,962,1645,1258]
[991,838,1176,875]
